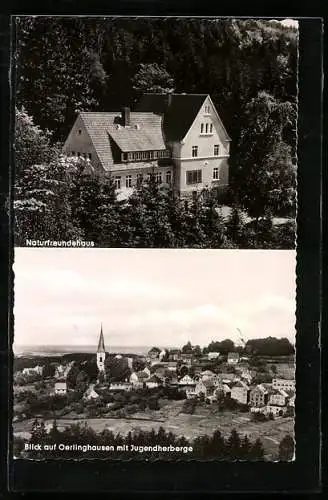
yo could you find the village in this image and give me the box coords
[13,327,295,438]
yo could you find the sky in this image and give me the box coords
[13,248,296,349]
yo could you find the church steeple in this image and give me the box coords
[97,323,105,353]
[96,323,106,375]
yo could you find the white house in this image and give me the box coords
[230,381,250,405]
[145,375,162,389]
[109,382,133,392]
[207,352,220,360]
[178,374,196,387]
[54,382,67,395]
[268,388,289,407]
[227,352,240,364]
[272,378,295,391]
[63,94,231,199]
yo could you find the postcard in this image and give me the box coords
[12,16,297,464]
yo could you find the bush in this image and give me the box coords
[251,411,267,422]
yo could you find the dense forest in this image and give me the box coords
[14,17,298,247]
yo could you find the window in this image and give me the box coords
[78,129,82,135]
[136,173,143,186]
[72,151,75,156]
[126,175,132,188]
[210,123,213,133]
[192,146,198,157]
[214,144,220,156]
[155,172,162,184]
[205,123,208,133]
[166,171,172,184]
[204,105,211,114]
[186,169,202,185]
[114,176,121,189]
[77,152,81,157]
[88,153,92,160]
[213,167,219,180]
[201,123,204,134]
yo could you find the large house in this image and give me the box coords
[63,93,231,198]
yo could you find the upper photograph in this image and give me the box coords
[13,17,298,249]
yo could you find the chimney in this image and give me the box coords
[122,107,130,127]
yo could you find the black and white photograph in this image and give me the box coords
[13,16,298,249]
[13,248,295,461]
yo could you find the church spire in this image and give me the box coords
[97,323,105,353]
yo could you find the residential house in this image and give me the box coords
[147,347,161,360]
[178,374,196,390]
[145,375,163,389]
[109,382,133,392]
[207,352,221,360]
[268,388,289,407]
[272,378,295,391]
[227,352,240,364]
[200,370,215,380]
[168,349,181,361]
[239,370,253,385]
[63,94,231,198]
[180,353,193,366]
[216,373,236,384]
[249,384,273,408]
[130,371,149,388]
[83,386,100,400]
[264,405,288,417]
[54,381,67,395]
[166,361,178,371]
[231,381,250,405]
[22,366,43,376]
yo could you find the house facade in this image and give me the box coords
[54,381,67,395]
[63,94,231,198]
[231,381,250,405]
[227,352,240,364]
[249,384,269,408]
[272,378,295,391]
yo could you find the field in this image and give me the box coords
[13,399,294,460]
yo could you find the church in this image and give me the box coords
[96,324,106,381]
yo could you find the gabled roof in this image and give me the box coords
[79,112,166,172]
[108,113,166,152]
[136,93,208,142]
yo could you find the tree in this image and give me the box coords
[182,341,193,354]
[132,62,174,97]
[226,429,242,459]
[233,91,296,219]
[193,345,202,357]
[278,434,295,461]
[42,363,56,378]
[15,107,58,176]
[105,357,131,382]
[66,363,80,390]
[249,438,265,460]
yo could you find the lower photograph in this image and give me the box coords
[12,248,296,462]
